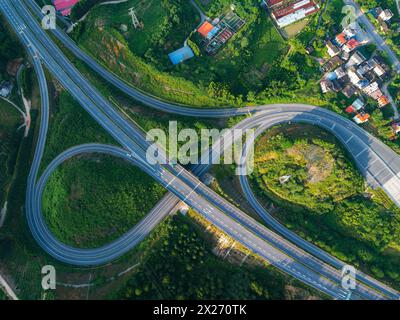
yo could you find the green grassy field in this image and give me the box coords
[250,16,287,67]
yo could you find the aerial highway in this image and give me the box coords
[23,0,400,208]
[23,0,310,118]
[2,0,400,300]
[5,0,400,300]
[2,0,363,299]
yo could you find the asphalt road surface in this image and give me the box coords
[1,0,400,300]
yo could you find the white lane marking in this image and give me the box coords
[355,148,367,159]
[345,135,354,144]
[165,168,184,188]
[183,182,201,202]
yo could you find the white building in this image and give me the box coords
[373,64,386,77]
[326,41,340,57]
[379,9,394,22]
[348,67,363,85]
[272,0,320,28]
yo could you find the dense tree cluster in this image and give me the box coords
[115,215,288,300]
[42,154,166,248]
[0,22,22,76]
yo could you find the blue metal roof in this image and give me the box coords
[168,46,195,65]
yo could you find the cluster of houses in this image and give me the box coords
[320,25,391,125]
[368,7,394,34]
[263,0,320,28]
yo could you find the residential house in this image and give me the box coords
[345,105,356,113]
[357,59,377,76]
[373,64,386,77]
[392,122,400,134]
[378,95,390,108]
[334,66,346,79]
[326,40,341,57]
[364,70,378,82]
[343,26,357,38]
[347,51,366,67]
[305,45,315,54]
[343,39,359,53]
[341,51,350,61]
[379,9,394,22]
[370,89,384,100]
[351,98,365,111]
[323,56,343,71]
[353,113,370,124]
[320,79,333,93]
[332,79,345,92]
[335,33,347,47]
[342,84,357,98]
[348,66,363,85]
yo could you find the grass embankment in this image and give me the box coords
[250,125,400,287]
[71,0,218,107]
[66,0,400,150]
[70,0,351,111]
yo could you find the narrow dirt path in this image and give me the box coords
[0,273,18,300]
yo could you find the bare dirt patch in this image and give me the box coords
[287,144,334,184]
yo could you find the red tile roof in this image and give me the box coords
[346,39,359,50]
[198,21,214,38]
[336,33,347,45]
[357,113,370,122]
[378,95,390,107]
